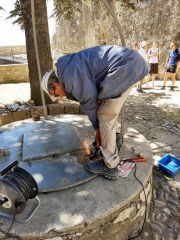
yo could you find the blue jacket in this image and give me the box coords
[56,45,149,129]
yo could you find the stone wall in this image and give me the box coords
[0,63,29,83]
[52,0,180,79]
[58,178,152,240]
[0,101,81,126]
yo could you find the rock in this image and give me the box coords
[150,212,155,221]
[170,184,177,193]
[166,233,174,240]
[164,192,169,201]
[174,222,180,233]
[137,203,141,210]
[163,208,171,215]
[167,199,179,207]
[155,221,165,229]
[153,233,160,240]
[154,200,166,208]
[155,213,161,220]
[143,232,148,237]
[113,206,135,223]
[149,223,162,234]
[161,215,167,223]
[170,192,179,199]
[153,189,156,199]
[161,185,170,193]
[140,191,145,202]
[171,210,179,218]
[155,188,164,200]
[167,221,176,229]
[167,205,178,212]
[146,218,151,223]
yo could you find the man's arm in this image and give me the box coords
[176,51,180,73]
[71,80,99,130]
[176,61,180,74]
[80,100,99,130]
[164,55,169,69]
[148,49,157,57]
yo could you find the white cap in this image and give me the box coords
[41,70,58,102]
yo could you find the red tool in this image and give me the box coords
[122,156,147,163]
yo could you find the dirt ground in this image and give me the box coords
[124,80,180,240]
[0,79,180,239]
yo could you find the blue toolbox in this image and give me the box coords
[158,154,180,176]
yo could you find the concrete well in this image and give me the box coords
[0,115,153,240]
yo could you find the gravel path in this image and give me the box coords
[125,80,180,240]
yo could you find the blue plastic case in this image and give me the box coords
[158,154,180,176]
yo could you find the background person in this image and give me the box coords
[41,45,149,180]
[161,42,180,90]
[132,42,139,51]
[137,41,149,92]
[148,41,160,87]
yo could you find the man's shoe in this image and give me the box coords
[170,86,175,91]
[116,133,123,153]
[85,160,119,180]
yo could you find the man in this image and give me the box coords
[137,41,149,93]
[41,45,149,180]
[162,42,180,90]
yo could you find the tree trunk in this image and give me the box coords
[20,0,53,105]
[102,0,126,47]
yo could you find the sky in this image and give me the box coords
[0,0,55,46]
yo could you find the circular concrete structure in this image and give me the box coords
[0,115,153,240]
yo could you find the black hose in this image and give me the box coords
[3,169,34,202]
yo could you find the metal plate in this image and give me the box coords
[22,126,82,161]
[0,116,96,192]
[19,154,96,192]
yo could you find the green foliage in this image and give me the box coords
[6,0,24,30]
[53,0,90,20]
[7,0,144,27]
[53,0,144,20]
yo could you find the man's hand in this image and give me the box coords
[95,130,101,146]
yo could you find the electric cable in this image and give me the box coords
[128,163,148,240]
[0,214,15,240]
[0,167,38,238]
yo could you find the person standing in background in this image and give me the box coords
[148,41,160,87]
[132,43,139,51]
[161,42,180,90]
[137,41,149,92]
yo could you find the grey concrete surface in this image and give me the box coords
[22,125,82,161]
[0,115,153,239]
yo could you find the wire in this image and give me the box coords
[128,163,148,240]
[0,214,15,240]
